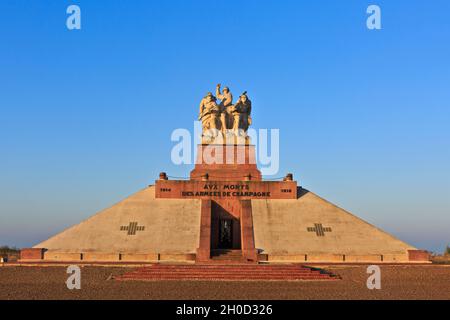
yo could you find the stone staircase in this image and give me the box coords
[114,264,340,281]
[210,250,245,263]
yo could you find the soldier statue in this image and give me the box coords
[199,85,252,139]
[198,92,220,136]
[215,84,233,132]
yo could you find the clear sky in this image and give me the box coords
[0,1,449,253]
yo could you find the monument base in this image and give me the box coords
[193,198,260,263]
[190,144,262,181]
[23,148,431,265]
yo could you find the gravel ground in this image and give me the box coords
[0,265,449,300]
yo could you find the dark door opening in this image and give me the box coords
[211,201,241,250]
[218,219,233,249]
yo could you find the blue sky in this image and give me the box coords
[0,0,449,253]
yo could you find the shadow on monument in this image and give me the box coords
[297,187,310,199]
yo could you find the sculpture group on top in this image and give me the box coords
[199,84,252,142]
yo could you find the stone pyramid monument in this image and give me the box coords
[20,85,429,263]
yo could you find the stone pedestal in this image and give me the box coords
[192,144,261,262]
[190,144,262,181]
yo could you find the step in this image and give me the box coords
[125,271,328,276]
[200,260,255,265]
[135,270,321,274]
[116,275,335,281]
[129,270,322,274]
[116,277,337,281]
[211,250,243,257]
[126,272,324,277]
[115,264,339,281]
[211,250,242,253]
[133,269,323,274]
[120,275,330,280]
[139,264,312,268]
[130,267,322,272]
[116,273,333,278]
[138,265,320,271]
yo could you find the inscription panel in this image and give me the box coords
[155,180,297,200]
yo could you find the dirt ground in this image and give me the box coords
[0,264,449,300]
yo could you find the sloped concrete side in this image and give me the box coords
[34,186,201,254]
[252,190,416,260]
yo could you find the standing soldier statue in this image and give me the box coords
[198,92,220,137]
[234,91,252,133]
[215,84,234,132]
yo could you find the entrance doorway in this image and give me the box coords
[211,201,241,250]
[219,219,233,249]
